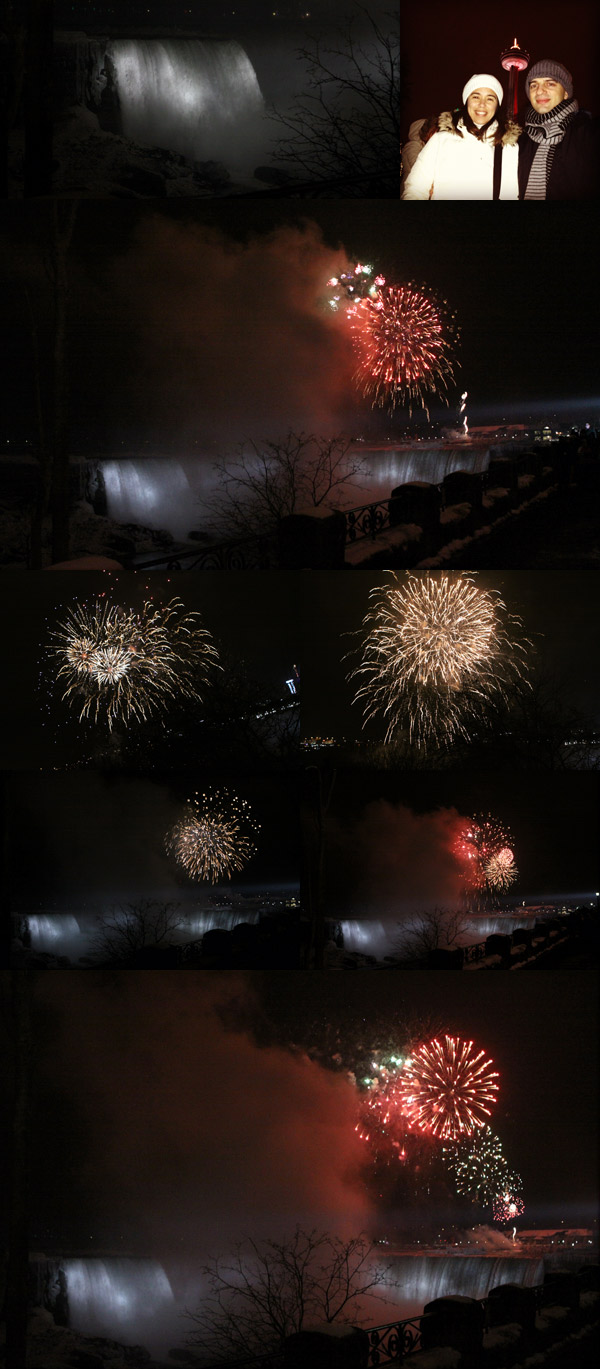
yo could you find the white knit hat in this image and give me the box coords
[462,74,504,106]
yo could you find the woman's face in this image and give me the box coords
[466,89,499,126]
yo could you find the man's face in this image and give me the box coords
[528,77,569,112]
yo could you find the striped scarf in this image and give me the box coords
[523,98,579,199]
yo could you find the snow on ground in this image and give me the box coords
[0,500,178,569]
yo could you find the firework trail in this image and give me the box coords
[456,815,518,901]
[166,789,260,883]
[350,282,459,415]
[349,572,530,749]
[49,597,219,730]
[398,1035,499,1141]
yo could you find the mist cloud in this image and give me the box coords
[326,802,468,917]
[76,218,358,451]
[39,974,371,1258]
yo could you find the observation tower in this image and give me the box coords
[500,38,530,122]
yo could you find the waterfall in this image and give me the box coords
[31,1256,176,1348]
[99,444,493,543]
[380,1255,545,1306]
[362,444,491,501]
[102,458,198,539]
[64,1257,174,1332]
[108,38,266,169]
[25,914,84,958]
[185,907,260,938]
[340,920,391,959]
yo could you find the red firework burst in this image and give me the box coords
[493,1189,525,1223]
[455,815,518,897]
[399,1035,499,1141]
[350,282,459,414]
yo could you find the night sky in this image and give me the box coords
[54,1,380,30]
[2,199,599,459]
[15,970,599,1257]
[300,570,600,739]
[401,0,600,134]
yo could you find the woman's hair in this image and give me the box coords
[453,102,510,144]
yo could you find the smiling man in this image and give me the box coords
[519,59,599,199]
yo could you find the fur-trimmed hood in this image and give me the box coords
[438,110,521,145]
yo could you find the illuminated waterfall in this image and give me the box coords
[26,914,85,958]
[99,446,492,542]
[102,458,198,539]
[108,39,266,168]
[380,1255,544,1305]
[63,1258,174,1334]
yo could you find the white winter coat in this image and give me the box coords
[402,115,520,200]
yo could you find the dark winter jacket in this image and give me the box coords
[518,110,600,200]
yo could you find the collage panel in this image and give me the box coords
[1,195,598,570]
[0,570,301,770]
[400,0,599,202]
[1,1,599,1367]
[301,570,600,769]
[4,2,398,200]
[1,970,598,1363]
[302,766,600,968]
[5,768,301,969]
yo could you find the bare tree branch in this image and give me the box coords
[270,8,400,194]
[185,1228,394,1361]
[91,900,184,964]
[394,906,471,963]
[207,432,368,538]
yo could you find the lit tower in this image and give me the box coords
[501,38,530,122]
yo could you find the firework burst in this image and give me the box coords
[456,815,518,901]
[166,789,260,884]
[49,596,219,730]
[325,262,386,312]
[350,281,459,414]
[349,572,529,749]
[399,1035,499,1141]
[493,1186,525,1223]
[444,1126,513,1205]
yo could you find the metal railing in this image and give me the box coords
[344,500,393,545]
[129,532,278,571]
[462,939,488,965]
[367,1315,423,1365]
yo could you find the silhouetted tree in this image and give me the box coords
[271,7,400,194]
[393,907,470,963]
[208,432,367,538]
[185,1228,393,1361]
[92,900,184,964]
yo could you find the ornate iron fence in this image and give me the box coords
[344,500,393,545]
[130,533,278,571]
[367,1316,424,1365]
[463,939,488,965]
